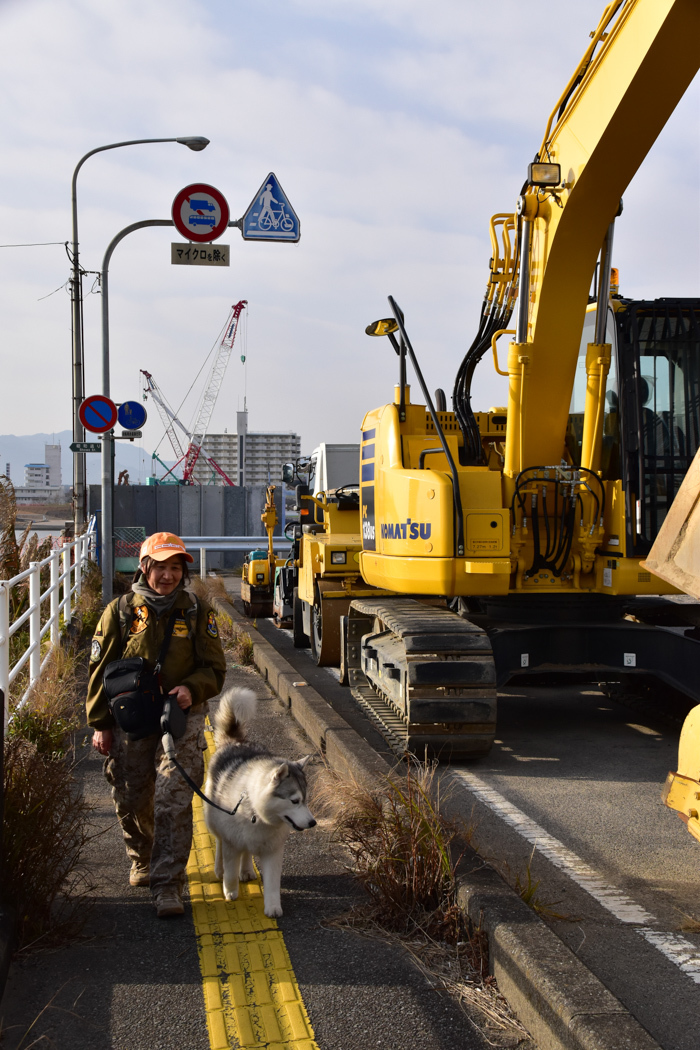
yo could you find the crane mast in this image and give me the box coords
[182,299,247,484]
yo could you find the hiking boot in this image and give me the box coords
[155,889,184,918]
[129,862,150,887]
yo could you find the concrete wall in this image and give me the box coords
[88,483,282,572]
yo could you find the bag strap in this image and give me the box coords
[154,612,178,674]
[118,594,133,653]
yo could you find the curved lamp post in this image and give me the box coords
[70,136,209,532]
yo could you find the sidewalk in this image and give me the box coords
[1,657,497,1050]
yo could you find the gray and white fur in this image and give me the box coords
[204,687,316,917]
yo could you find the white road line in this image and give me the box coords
[451,769,655,923]
[452,769,700,985]
[639,930,700,984]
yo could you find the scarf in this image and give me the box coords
[131,574,183,618]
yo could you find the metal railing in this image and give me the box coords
[0,518,97,725]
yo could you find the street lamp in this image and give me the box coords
[70,136,210,532]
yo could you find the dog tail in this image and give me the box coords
[213,687,257,746]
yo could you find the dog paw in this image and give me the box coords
[240,869,256,882]
[224,888,239,901]
[264,903,283,918]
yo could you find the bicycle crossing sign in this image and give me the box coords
[241,173,300,242]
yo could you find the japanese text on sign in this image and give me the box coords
[171,243,230,267]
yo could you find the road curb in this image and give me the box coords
[212,594,661,1050]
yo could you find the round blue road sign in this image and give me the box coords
[79,395,118,434]
[117,400,147,430]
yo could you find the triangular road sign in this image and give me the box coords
[241,173,300,242]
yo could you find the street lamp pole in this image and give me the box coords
[100,219,173,604]
[70,136,209,536]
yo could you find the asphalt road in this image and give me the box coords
[1,658,512,1050]
[252,608,700,1050]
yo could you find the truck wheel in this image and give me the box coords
[292,588,308,648]
[310,597,323,665]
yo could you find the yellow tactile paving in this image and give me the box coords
[187,728,320,1050]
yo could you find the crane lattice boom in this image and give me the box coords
[182,300,247,483]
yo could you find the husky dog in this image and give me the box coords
[204,688,316,917]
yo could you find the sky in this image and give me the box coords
[0,0,698,469]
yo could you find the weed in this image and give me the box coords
[678,912,700,933]
[1,548,102,952]
[319,762,532,1045]
[512,849,572,922]
[219,616,255,665]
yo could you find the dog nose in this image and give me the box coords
[308,819,317,828]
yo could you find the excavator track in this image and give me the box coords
[347,598,497,760]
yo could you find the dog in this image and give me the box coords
[204,687,316,917]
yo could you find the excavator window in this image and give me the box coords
[617,301,700,552]
[567,307,620,479]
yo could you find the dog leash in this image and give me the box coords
[160,712,256,820]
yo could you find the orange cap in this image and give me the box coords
[140,532,194,564]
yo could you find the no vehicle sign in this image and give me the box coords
[172,183,230,243]
[79,395,118,434]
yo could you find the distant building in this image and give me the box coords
[24,463,51,487]
[192,410,300,487]
[16,443,67,503]
[44,444,62,486]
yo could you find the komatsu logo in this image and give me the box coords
[380,519,432,540]
[362,504,375,542]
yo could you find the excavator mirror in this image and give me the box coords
[366,318,399,337]
[282,463,295,484]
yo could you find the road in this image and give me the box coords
[247,602,700,1050]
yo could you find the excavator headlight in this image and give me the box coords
[331,551,347,564]
[528,162,561,187]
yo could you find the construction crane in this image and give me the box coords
[182,299,247,483]
[141,299,247,486]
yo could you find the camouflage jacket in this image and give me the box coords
[86,589,226,730]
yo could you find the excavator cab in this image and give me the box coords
[568,299,700,555]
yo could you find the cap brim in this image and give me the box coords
[148,548,194,564]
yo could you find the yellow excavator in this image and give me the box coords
[345,0,700,758]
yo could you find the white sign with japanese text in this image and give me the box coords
[171,243,230,266]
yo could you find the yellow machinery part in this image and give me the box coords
[662,705,700,844]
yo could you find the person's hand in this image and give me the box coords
[169,685,193,711]
[92,729,113,756]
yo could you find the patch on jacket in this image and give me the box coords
[173,617,189,638]
[206,611,218,638]
[90,639,102,663]
[130,605,149,634]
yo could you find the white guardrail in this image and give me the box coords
[0,519,97,724]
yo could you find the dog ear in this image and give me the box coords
[296,755,313,769]
[271,763,289,782]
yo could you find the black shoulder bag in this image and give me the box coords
[103,610,187,740]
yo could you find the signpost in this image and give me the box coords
[117,400,147,430]
[171,183,230,243]
[241,172,300,242]
[79,394,117,434]
[70,441,101,453]
[171,243,230,266]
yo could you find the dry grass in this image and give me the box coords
[0,501,103,953]
[318,762,532,1046]
[678,912,700,933]
[190,576,256,666]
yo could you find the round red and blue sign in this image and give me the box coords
[172,183,230,243]
[79,395,117,434]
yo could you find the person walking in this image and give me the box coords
[86,532,226,917]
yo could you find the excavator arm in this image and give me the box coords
[508,0,700,475]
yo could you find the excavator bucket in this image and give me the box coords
[643,446,700,839]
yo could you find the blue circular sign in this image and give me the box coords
[117,401,148,430]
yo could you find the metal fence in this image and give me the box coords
[0,519,97,725]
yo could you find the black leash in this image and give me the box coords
[160,701,255,819]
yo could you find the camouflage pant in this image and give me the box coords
[104,705,207,893]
